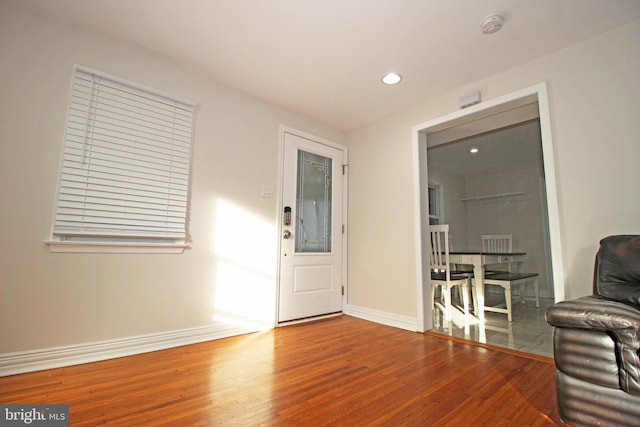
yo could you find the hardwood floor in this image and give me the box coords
[0,316,563,426]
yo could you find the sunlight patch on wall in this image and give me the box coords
[210,199,277,330]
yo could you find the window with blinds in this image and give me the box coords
[49,65,195,251]
[428,183,441,225]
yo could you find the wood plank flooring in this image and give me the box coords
[0,316,563,426]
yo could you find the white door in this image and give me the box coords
[278,132,344,322]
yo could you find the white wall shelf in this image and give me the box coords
[461,191,526,202]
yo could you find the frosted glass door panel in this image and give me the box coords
[295,150,332,253]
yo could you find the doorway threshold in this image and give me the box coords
[278,312,343,327]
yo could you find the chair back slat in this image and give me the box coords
[481,234,512,253]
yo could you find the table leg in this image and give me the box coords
[473,259,485,323]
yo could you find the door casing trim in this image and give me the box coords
[411,82,565,332]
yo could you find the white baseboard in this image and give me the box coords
[0,323,257,377]
[344,304,418,332]
[1,309,419,376]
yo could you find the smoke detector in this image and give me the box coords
[480,13,505,34]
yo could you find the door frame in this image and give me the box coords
[276,126,348,325]
[411,82,565,332]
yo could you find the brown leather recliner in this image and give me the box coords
[546,235,640,426]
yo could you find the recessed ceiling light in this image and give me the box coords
[382,72,402,85]
[470,148,479,153]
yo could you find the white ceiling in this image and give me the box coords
[427,119,543,178]
[7,0,640,131]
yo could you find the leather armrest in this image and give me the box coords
[546,295,640,395]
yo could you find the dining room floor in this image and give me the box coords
[431,290,555,358]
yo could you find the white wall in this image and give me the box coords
[425,165,468,247]
[0,4,344,354]
[347,19,640,319]
[463,167,550,297]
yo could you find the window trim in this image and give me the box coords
[45,240,188,254]
[428,182,442,225]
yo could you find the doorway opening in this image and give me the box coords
[411,83,565,350]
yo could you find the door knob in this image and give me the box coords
[283,230,292,239]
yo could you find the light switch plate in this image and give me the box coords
[261,184,273,198]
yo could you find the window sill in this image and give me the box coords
[45,240,189,254]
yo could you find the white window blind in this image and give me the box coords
[51,65,195,243]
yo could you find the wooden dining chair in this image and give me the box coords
[483,272,540,321]
[480,234,539,321]
[429,225,471,321]
[481,234,513,274]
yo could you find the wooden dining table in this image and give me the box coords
[448,251,527,322]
